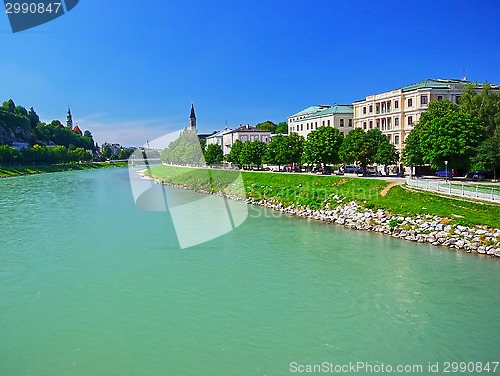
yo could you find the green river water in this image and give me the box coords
[0,168,499,375]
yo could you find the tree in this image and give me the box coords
[339,128,368,167]
[264,134,287,167]
[275,121,288,134]
[102,145,112,159]
[226,139,244,167]
[460,83,500,138]
[402,122,425,166]
[367,129,399,166]
[303,126,343,166]
[161,129,204,165]
[0,145,21,165]
[28,107,40,129]
[256,121,276,133]
[472,138,500,179]
[204,143,223,165]
[2,99,16,113]
[418,101,484,170]
[14,105,28,117]
[240,140,268,169]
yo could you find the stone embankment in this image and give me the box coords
[145,173,500,259]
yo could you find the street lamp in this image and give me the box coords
[444,160,449,181]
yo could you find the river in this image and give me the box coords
[1,168,499,375]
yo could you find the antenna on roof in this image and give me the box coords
[462,67,467,81]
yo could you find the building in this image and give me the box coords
[73,125,83,136]
[221,125,271,155]
[206,128,233,154]
[287,104,353,138]
[352,78,499,152]
[66,106,73,130]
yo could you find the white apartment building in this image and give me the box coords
[287,104,354,138]
[352,78,497,152]
[221,124,271,155]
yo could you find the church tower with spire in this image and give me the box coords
[66,106,73,130]
[189,103,197,131]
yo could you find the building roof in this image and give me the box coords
[206,128,233,139]
[289,105,330,117]
[73,125,82,135]
[400,78,469,92]
[190,103,196,119]
[300,104,353,120]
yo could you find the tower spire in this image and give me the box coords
[189,102,197,131]
[66,105,73,130]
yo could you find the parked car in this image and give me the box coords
[465,170,493,181]
[435,169,455,178]
[343,165,358,173]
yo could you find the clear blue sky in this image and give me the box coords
[1,0,499,146]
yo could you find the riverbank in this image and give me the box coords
[145,165,500,258]
[0,161,127,178]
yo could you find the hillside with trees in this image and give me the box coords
[0,99,98,166]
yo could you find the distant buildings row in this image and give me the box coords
[288,78,499,152]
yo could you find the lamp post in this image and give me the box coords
[444,160,449,181]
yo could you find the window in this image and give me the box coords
[369,121,373,129]
[322,120,325,126]
[264,136,268,143]
[437,95,443,101]
[241,136,247,142]
[408,116,413,125]
[363,107,366,114]
[394,117,399,127]
[363,122,367,130]
[369,105,373,113]
[408,98,413,107]
[456,95,461,104]
[394,135,400,145]
[340,119,344,127]
[315,122,317,128]
[306,123,309,130]
[301,124,303,131]
[394,100,399,109]
[421,95,428,105]
[327,120,331,126]
[251,135,255,141]
[348,119,352,127]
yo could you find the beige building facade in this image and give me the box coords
[287,104,353,138]
[352,79,495,152]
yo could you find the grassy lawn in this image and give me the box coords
[0,161,127,178]
[147,165,500,229]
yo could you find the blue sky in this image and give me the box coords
[1,0,499,146]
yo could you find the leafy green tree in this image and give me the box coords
[226,139,244,167]
[14,105,28,117]
[285,132,305,164]
[460,83,500,138]
[204,143,223,165]
[402,123,425,166]
[256,121,276,133]
[161,129,204,165]
[472,138,500,179]
[28,107,40,129]
[240,140,268,168]
[303,126,343,166]
[264,134,288,167]
[274,121,288,134]
[367,129,399,166]
[102,146,112,159]
[417,101,484,170]
[339,128,373,168]
[0,145,21,165]
[2,99,16,113]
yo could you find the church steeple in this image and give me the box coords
[66,106,73,130]
[189,103,196,131]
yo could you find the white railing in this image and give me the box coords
[406,177,500,203]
